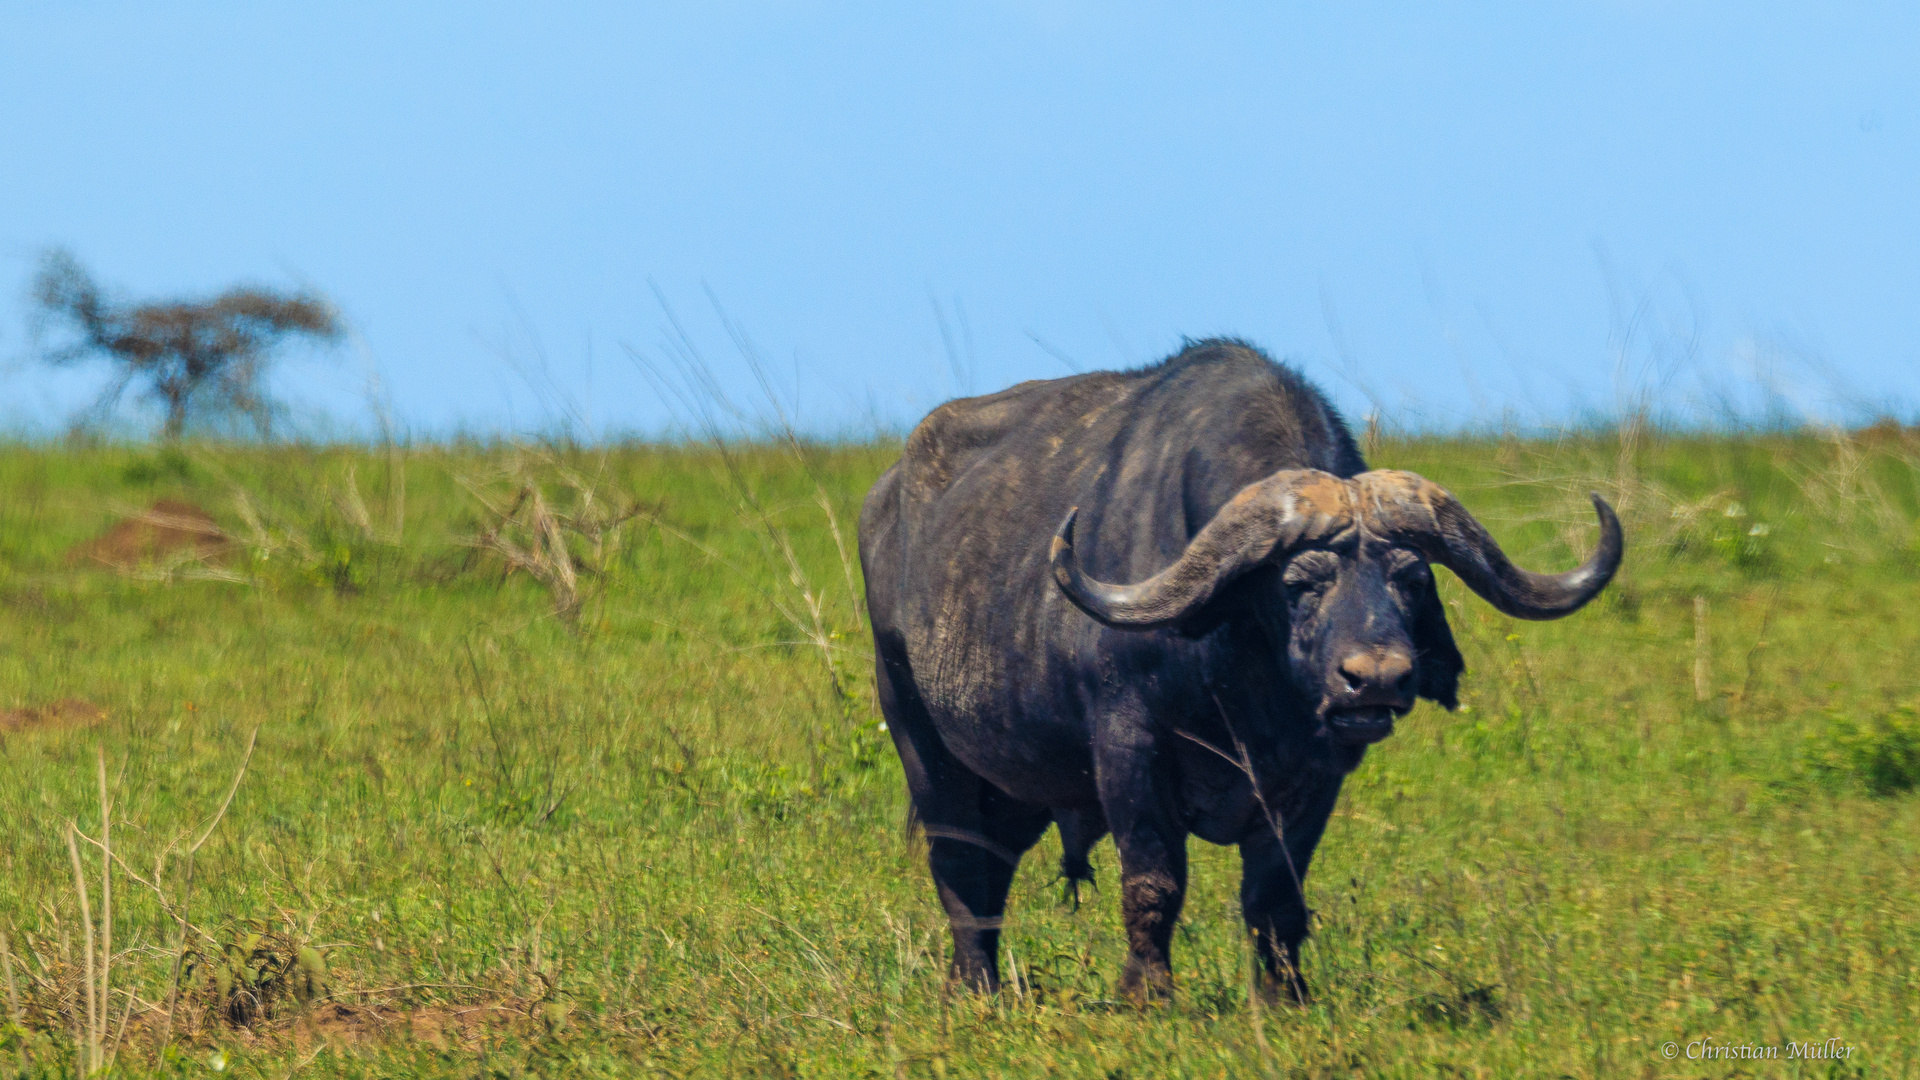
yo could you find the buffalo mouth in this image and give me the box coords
[1323,706,1401,746]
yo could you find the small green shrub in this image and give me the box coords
[184,929,330,1028]
[1801,705,1920,797]
[301,541,359,593]
[120,447,194,486]
[1667,499,1777,575]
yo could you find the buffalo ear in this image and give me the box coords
[1411,578,1465,710]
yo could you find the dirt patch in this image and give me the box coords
[65,499,234,569]
[20,998,552,1072]
[295,1000,542,1050]
[133,999,547,1058]
[1855,417,1920,451]
[0,698,106,735]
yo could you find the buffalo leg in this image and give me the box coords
[1238,782,1338,1004]
[874,630,1048,991]
[1096,735,1188,1003]
[923,785,1051,991]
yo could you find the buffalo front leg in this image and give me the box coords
[1238,783,1337,1004]
[1097,736,1188,1003]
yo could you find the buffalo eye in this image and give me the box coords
[1383,549,1432,598]
[1282,551,1338,607]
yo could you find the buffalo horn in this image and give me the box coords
[1356,471,1623,620]
[1051,467,1623,629]
[1050,469,1352,628]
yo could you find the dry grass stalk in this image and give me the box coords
[386,444,407,542]
[335,461,407,546]
[1612,409,1651,521]
[1791,426,1909,560]
[766,503,849,700]
[224,480,368,588]
[158,725,261,1052]
[228,487,315,567]
[58,727,260,1055]
[459,451,648,624]
[64,826,94,1072]
[1,923,24,1074]
[94,752,111,1072]
[121,560,252,587]
[1484,446,1741,571]
[1693,597,1712,703]
[336,464,375,538]
[679,434,868,711]
[623,296,875,716]
[60,747,126,1076]
[79,809,96,1071]
[689,465,872,727]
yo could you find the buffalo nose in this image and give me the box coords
[1337,649,1415,700]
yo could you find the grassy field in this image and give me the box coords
[0,428,1915,1078]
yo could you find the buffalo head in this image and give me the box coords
[1050,470,1621,748]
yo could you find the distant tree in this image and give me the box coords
[32,249,342,440]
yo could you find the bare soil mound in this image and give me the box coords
[0,698,105,735]
[293,1001,541,1051]
[65,499,233,568]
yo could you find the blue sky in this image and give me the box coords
[3,2,1916,437]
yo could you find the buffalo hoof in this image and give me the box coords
[1119,959,1175,1007]
[1253,968,1312,1008]
[946,958,999,996]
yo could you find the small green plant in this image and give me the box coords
[1668,498,1776,575]
[1801,705,1920,796]
[301,542,358,593]
[120,447,194,486]
[820,630,887,775]
[184,929,329,1028]
[1712,518,1776,575]
[1408,983,1502,1030]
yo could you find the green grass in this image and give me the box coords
[0,430,1916,1078]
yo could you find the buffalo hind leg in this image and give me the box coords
[873,632,1046,992]
[924,784,1052,992]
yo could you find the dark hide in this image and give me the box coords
[859,339,1568,1003]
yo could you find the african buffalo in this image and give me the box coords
[858,339,1620,1002]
